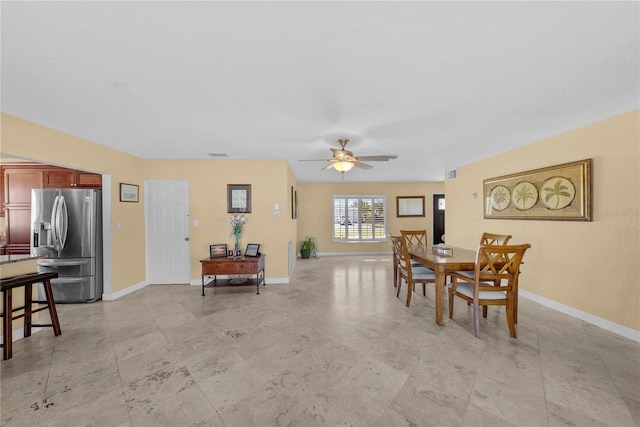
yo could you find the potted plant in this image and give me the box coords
[300,237,316,259]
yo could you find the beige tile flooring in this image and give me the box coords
[2,255,639,427]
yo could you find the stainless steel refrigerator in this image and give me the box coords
[30,188,103,303]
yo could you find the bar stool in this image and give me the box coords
[0,271,62,360]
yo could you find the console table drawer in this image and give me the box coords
[203,260,257,275]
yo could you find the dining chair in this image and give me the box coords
[448,243,531,338]
[453,232,515,319]
[391,234,435,307]
[400,229,434,269]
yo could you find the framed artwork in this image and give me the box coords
[396,196,425,217]
[291,186,298,219]
[484,158,592,221]
[209,244,228,258]
[227,184,251,213]
[120,183,139,202]
[245,243,260,257]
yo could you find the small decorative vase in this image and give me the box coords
[234,233,241,252]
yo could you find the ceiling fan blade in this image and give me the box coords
[321,163,336,170]
[299,159,332,162]
[354,161,373,170]
[356,155,398,161]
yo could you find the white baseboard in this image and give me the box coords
[190,277,290,286]
[519,290,640,343]
[102,280,148,301]
[308,251,393,257]
[0,327,43,345]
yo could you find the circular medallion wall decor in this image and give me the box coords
[489,185,511,211]
[541,176,576,210]
[512,181,538,210]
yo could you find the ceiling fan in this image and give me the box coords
[299,138,398,174]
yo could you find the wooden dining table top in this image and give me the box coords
[407,245,477,271]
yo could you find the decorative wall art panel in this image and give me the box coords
[484,159,592,221]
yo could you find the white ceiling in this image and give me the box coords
[2,1,638,182]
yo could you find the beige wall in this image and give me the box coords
[143,159,297,280]
[1,113,146,294]
[445,110,640,332]
[297,182,445,254]
[3,110,638,334]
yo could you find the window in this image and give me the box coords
[332,195,387,242]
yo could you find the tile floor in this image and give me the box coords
[1,255,639,426]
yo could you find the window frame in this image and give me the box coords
[332,195,388,243]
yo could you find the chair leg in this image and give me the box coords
[396,279,402,298]
[472,300,481,339]
[393,263,398,288]
[482,306,488,318]
[506,298,517,338]
[405,281,412,307]
[422,283,426,296]
[448,289,454,319]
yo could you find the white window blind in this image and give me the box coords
[332,195,387,242]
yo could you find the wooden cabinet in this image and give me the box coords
[76,172,102,187]
[3,168,44,254]
[44,169,101,188]
[2,163,102,254]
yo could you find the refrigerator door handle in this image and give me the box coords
[51,277,88,284]
[59,195,69,249]
[37,259,91,267]
[51,195,61,250]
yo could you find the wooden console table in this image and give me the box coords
[200,254,266,296]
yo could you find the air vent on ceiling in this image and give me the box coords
[208,153,229,157]
[447,169,457,180]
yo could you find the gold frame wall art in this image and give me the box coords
[483,159,592,221]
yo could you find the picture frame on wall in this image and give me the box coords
[120,183,139,202]
[291,186,298,219]
[396,196,425,217]
[227,184,252,213]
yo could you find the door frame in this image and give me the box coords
[433,193,445,245]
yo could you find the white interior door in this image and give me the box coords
[146,180,190,284]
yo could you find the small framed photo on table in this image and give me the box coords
[209,244,227,259]
[245,243,260,257]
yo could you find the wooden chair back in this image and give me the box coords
[480,232,512,246]
[400,229,428,247]
[474,244,529,292]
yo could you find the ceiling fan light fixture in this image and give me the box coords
[333,160,355,173]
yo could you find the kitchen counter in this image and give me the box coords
[0,254,46,266]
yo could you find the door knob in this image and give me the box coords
[185,237,190,241]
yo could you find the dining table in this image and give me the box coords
[407,245,477,325]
